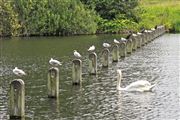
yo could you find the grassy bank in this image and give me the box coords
[139,0,180,33]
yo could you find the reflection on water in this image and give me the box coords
[0,34,179,119]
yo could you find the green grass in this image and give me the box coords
[139,0,180,33]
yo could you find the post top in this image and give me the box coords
[10,79,25,85]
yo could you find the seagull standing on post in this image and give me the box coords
[121,37,127,42]
[88,45,95,52]
[49,58,62,67]
[103,43,111,48]
[13,67,26,77]
[114,39,120,44]
[73,50,81,58]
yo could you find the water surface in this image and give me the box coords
[0,34,179,120]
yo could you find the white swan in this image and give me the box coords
[74,50,81,58]
[116,69,155,92]
[49,58,62,66]
[103,43,111,48]
[88,45,95,52]
[114,39,120,44]
[13,67,26,77]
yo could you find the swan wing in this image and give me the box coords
[126,81,155,92]
[125,80,151,90]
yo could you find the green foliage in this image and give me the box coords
[0,0,98,36]
[0,0,20,36]
[81,0,139,21]
[97,18,138,33]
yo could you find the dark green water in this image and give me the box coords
[0,34,179,119]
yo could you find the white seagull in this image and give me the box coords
[13,67,26,77]
[137,32,142,35]
[49,58,62,66]
[114,39,120,44]
[74,50,81,58]
[88,45,95,52]
[103,43,111,48]
[144,30,148,33]
[121,37,127,42]
[132,33,137,36]
[151,28,155,31]
[116,69,156,92]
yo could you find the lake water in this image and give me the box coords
[0,34,179,120]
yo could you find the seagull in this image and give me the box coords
[116,69,156,92]
[144,30,148,33]
[151,28,155,31]
[49,58,62,66]
[121,37,127,42]
[114,39,120,44]
[103,43,111,48]
[88,45,95,52]
[132,33,137,36]
[74,50,81,58]
[137,32,142,35]
[13,67,26,77]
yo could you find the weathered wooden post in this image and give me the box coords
[157,26,161,37]
[151,28,156,40]
[72,59,82,85]
[112,44,119,62]
[48,67,59,98]
[88,52,97,75]
[156,27,160,37]
[137,32,142,48]
[141,33,145,46]
[119,42,126,58]
[9,79,25,119]
[148,30,153,42]
[126,39,133,54]
[132,34,138,51]
[102,48,110,67]
[144,30,148,44]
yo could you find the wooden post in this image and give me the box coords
[48,67,59,98]
[112,44,119,62]
[9,79,25,119]
[88,52,97,75]
[119,42,126,58]
[126,39,133,54]
[148,30,152,42]
[132,34,138,51]
[141,33,145,46]
[144,31,148,44]
[72,59,82,85]
[151,28,156,40]
[137,33,142,48]
[102,48,110,67]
